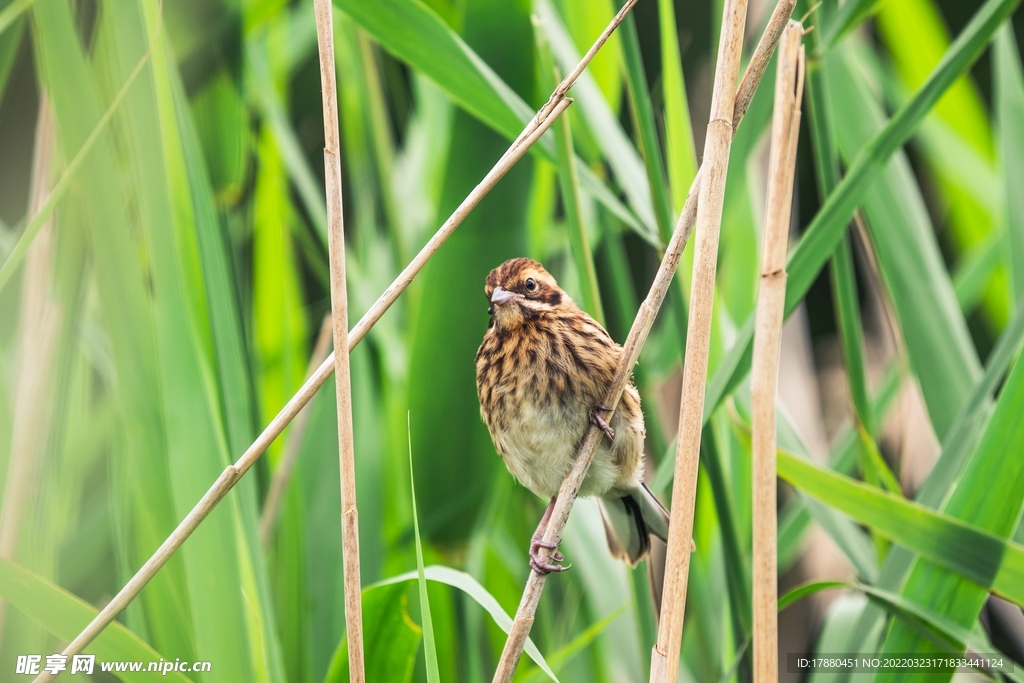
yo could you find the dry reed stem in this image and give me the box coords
[752,22,804,683]
[314,1,367,675]
[0,96,59,643]
[492,2,797,681]
[44,3,644,665]
[259,314,334,548]
[650,0,749,678]
[313,0,366,675]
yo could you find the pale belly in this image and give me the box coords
[489,398,643,499]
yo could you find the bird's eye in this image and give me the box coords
[525,278,537,291]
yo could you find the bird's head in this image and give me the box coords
[484,258,571,330]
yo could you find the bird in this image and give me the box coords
[474,257,669,577]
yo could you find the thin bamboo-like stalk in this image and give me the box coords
[650,0,749,678]
[38,3,641,670]
[313,0,366,676]
[752,21,805,683]
[0,96,59,643]
[491,3,797,681]
[259,314,334,547]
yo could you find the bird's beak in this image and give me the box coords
[490,286,513,306]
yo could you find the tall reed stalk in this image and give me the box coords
[650,0,749,678]
[313,0,366,678]
[752,21,804,683]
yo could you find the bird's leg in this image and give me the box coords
[530,497,570,575]
[591,404,615,443]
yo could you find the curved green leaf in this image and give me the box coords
[0,557,192,683]
[324,583,422,683]
[781,581,1024,683]
[776,451,1024,608]
[371,565,560,683]
[332,0,654,242]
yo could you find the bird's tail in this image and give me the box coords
[599,484,672,616]
[598,483,669,564]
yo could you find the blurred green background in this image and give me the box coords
[1,0,1024,681]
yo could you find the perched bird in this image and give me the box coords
[475,257,669,576]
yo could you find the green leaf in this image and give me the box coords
[333,0,653,241]
[855,425,901,497]
[534,17,604,323]
[0,11,24,107]
[372,565,560,682]
[0,0,32,36]
[776,449,1024,608]
[324,583,422,683]
[535,0,657,241]
[656,0,697,213]
[0,36,148,295]
[516,607,626,683]
[0,557,192,683]
[837,299,1024,670]
[805,12,874,437]
[31,0,197,662]
[995,23,1024,303]
[780,581,1024,683]
[876,0,1006,327]
[953,233,1002,311]
[821,0,884,51]
[730,388,879,583]
[407,416,440,683]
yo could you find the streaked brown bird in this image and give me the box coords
[475,257,669,576]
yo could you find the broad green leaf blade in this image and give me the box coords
[780,581,1024,683]
[30,0,196,661]
[335,0,529,142]
[776,450,1024,607]
[333,0,652,241]
[324,583,422,683]
[874,346,1024,669]
[995,24,1024,303]
[0,0,31,36]
[839,300,1024,674]
[97,3,282,678]
[0,557,192,683]
[372,566,560,682]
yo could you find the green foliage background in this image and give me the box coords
[0,0,1024,681]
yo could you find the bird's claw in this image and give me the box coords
[530,538,569,575]
[591,406,615,443]
[530,558,571,574]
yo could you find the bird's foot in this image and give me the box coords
[530,537,570,575]
[591,405,615,443]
